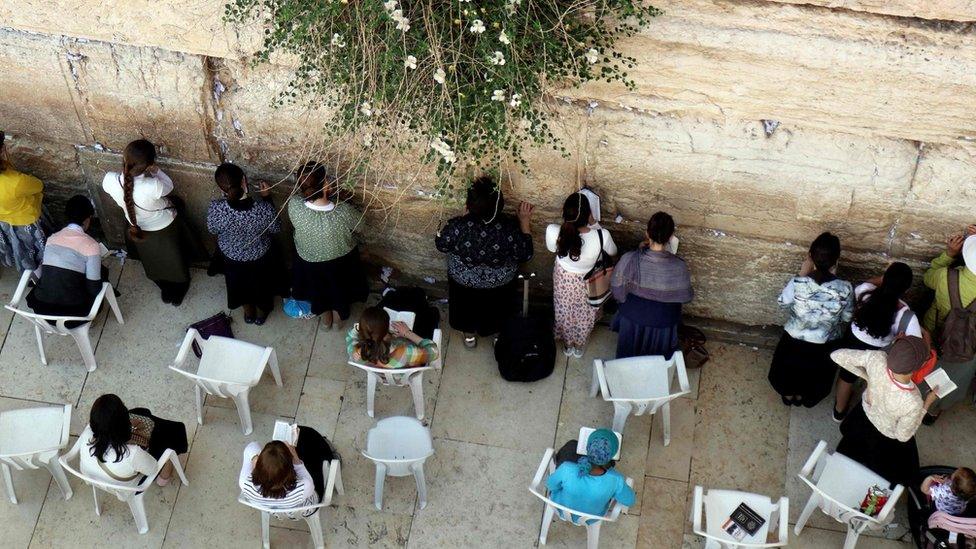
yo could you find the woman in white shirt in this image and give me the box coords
[546,192,617,358]
[239,427,338,516]
[101,140,194,305]
[81,394,188,488]
[832,262,923,422]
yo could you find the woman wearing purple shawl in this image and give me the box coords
[610,212,693,359]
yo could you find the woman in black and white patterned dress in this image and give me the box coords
[207,163,287,325]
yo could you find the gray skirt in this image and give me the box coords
[131,219,191,284]
[0,207,52,272]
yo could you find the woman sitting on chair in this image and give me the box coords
[80,394,188,487]
[547,429,635,521]
[345,306,439,369]
[239,427,338,516]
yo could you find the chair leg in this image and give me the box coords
[334,465,345,495]
[413,463,428,510]
[586,522,602,549]
[260,511,271,549]
[234,391,253,435]
[105,287,124,325]
[843,526,861,549]
[409,376,425,420]
[70,325,97,372]
[1,463,17,504]
[92,485,101,516]
[366,374,377,418]
[306,509,325,549]
[539,503,555,545]
[195,385,204,426]
[43,456,73,500]
[128,494,149,534]
[660,402,672,447]
[611,403,631,433]
[793,493,819,535]
[34,325,47,365]
[169,453,190,486]
[373,464,386,511]
[268,352,283,387]
[590,363,600,398]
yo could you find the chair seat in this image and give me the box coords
[702,489,775,545]
[197,336,268,383]
[366,417,433,461]
[0,407,65,455]
[817,454,889,510]
[603,357,670,400]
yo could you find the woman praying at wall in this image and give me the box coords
[0,131,51,272]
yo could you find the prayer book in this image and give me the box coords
[924,369,957,399]
[272,420,298,445]
[384,308,416,330]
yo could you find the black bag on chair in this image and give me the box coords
[495,273,556,382]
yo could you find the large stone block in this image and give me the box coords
[561,0,976,144]
[763,0,976,22]
[0,29,89,144]
[64,38,214,162]
[0,0,260,58]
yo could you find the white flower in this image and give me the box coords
[489,51,505,66]
[360,102,372,117]
[433,68,446,84]
[404,55,417,70]
[430,137,456,164]
[499,30,510,45]
[470,19,485,34]
[491,89,506,102]
[383,0,398,12]
[506,0,521,14]
[396,16,410,32]
[330,33,345,48]
[585,48,599,64]
[509,93,521,108]
[363,133,373,147]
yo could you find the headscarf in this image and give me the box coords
[887,335,930,375]
[963,235,976,276]
[577,429,618,477]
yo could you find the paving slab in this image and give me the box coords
[638,476,689,549]
[646,395,696,484]
[295,375,346,441]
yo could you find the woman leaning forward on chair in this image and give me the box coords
[81,394,188,487]
[547,429,635,521]
[239,427,338,514]
[346,306,439,369]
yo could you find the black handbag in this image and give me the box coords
[188,312,234,358]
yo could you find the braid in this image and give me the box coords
[122,165,144,241]
[120,139,156,241]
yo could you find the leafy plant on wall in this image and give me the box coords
[225,0,659,196]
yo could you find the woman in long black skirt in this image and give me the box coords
[768,232,854,407]
[207,163,287,325]
[286,162,367,328]
[832,337,941,488]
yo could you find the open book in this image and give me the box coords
[272,420,298,445]
[924,368,957,399]
[721,502,765,541]
[384,308,416,330]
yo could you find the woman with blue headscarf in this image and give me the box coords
[546,429,635,520]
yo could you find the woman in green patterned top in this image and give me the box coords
[287,162,368,328]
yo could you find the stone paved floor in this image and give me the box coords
[1,261,973,548]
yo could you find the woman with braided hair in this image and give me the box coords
[101,140,194,305]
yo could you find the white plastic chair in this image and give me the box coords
[4,269,123,372]
[347,317,442,420]
[590,351,691,441]
[362,416,434,511]
[0,404,73,504]
[58,430,189,534]
[238,458,344,549]
[170,329,282,435]
[794,440,905,549]
[691,486,789,548]
[529,447,634,549]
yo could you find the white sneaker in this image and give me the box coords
[563,346,575,357]
[572,348,584,359]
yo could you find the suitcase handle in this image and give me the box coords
[517,272,536,317]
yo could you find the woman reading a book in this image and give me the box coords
[831,336,941,488]
[346,306,439,369]
[546,429,635,522]
[239,427,338,515]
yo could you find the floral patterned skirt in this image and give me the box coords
[553,263,598,349]
[0,208,51,272]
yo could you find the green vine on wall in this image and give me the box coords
[225,0,659,196]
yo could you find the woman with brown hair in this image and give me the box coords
[0,131,51,271]
[345,306,439,369]
[101,139,195,305]
[286,161,367,328]
[239,427,338,514]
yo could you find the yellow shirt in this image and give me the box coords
[922,252,976,334]
[0,168,43,225]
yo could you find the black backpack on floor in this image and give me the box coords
[495,273,556,382]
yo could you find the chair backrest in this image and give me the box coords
[798,440,904,528]
[0,404,71,470]
[238,459,342,518]
[363,417,433,475]
[528,447,631,526]
[594,351,690,409]
[170,331,271,397]
[4,270,108,335]
[58,433,159,502]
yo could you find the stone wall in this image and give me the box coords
[1,0,974,327]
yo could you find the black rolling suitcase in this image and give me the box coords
[495,273,556,382]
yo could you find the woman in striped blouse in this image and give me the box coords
[239,427,338,515]
[346,307,439,369]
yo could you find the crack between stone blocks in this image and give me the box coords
[200,55,229,162]
[907,140,925,193]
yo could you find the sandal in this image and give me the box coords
[463,335,478,348]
